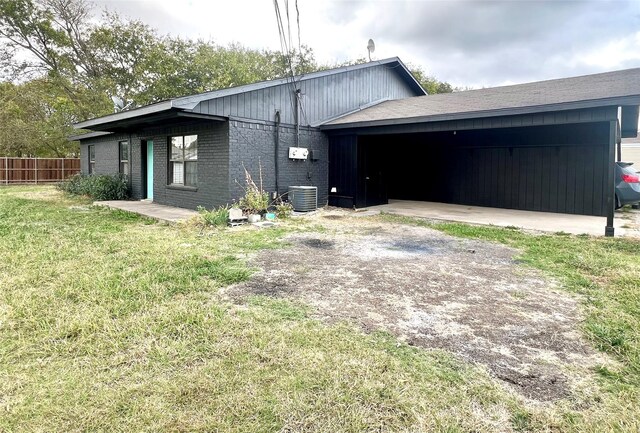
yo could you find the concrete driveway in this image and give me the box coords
[366,200,638,237]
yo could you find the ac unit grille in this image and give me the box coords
[289,186,318,212]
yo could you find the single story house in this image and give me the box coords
[621,136,640,170]
[72,58,640,236]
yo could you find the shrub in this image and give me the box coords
[57,174,129,200]
[274,200,293,219]
[197,205,231,227]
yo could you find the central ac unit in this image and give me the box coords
[289,186,318,212]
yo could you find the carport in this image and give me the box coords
[321,68,640,236]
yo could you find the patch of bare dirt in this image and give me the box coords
[223,214,610,402]
[618,208,640,238]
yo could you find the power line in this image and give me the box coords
[295,0,301,54]
[273,0,297,116]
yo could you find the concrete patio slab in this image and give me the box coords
[94,200,198,223]
[365,200,634,237]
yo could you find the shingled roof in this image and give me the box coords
[322,67,640,129]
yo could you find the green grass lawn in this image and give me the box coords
[1,186,639,432]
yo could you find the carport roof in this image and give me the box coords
[322,67,640,129]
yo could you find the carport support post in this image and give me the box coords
[605,119,617,237]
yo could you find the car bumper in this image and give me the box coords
[617,182,640,205]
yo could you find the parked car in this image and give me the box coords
[615,162,640,208]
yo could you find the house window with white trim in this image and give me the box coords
[119,141,129,175]
[169,135,197,186]
[88,145,95,174]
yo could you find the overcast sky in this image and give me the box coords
[94,0,640,89]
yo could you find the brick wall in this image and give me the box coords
[142,121,230,209]
[129,135,143,199]
[79,133,141,197]
[80,134,123,175]
[229,120,329,206]
[78,118,329,210]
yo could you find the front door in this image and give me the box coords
[357,141,388,208]
[145,140,154,200]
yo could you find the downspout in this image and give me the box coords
[295,89,301,147]
[274,110,281,197]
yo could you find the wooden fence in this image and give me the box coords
[0,158,81,184]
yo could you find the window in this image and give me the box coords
[169,134,197,186]
[88,145,95,174]
[119,141,129,175]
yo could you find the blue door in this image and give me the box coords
[146,141,154,200]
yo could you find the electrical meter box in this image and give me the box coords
[288,147,309,160]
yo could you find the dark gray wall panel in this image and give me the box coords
[328,135,358,207]
[139,121,230,210]
[79,133,126,175]
[129,135,143,200]
[80,133,143,199]
[228,121,329,206]
[192,64,417,126]
[354,122,610,216]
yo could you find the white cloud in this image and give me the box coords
[94,0,640,88]
[577,32,640,69]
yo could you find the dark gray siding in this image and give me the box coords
[384,122,609,215]
[139,121,230,210]
[79,134,125,175]
[374,123,610,216]
[191,64,417,126]
[79,133,143,198]
[328,135,358,208]
[129,135,143,199]
[328,107,619,216]
[229,121,329,206]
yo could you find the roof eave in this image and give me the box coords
[321,96,640,130]
[393,57,427,96]
[73,100,174,130]
[67,131,113,141]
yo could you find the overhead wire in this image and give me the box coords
[273,0,297,117]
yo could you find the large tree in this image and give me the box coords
[408,65,457,94]
[0,80,81,156]
[0,0,456,157]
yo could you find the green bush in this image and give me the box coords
[57,174,129,200]
[197,205,231,227]
[238,188,270,215]
[274,200,293,219]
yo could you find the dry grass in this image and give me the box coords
[1,186,525,432]
[2,186,639,432]
[379,213,640,432]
